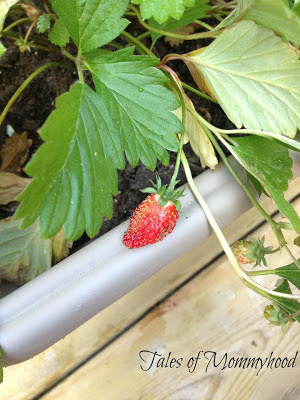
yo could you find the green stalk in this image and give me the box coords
[3,17,30,32]
[169,133,185,191]
[193,20,214,31]
[209,0,237,12]
[217,10,231,16]
[0,62,70,128]
[160,67,186,192]
[125,32,151,49]
[109,41,124,50]
[247,269,283,277]
[121,31,155,57]
[181,149,248,282]
[210,13,224,22]
[180,150,300,300]
[181,82,218,104]
[169,91,186,191]
[130,6,221,40]
[136,31,151,41]
[61,48,76,62]
[76,49,84,83]
[32,44,55,52]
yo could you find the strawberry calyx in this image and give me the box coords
[231,236,276,267]
[264,304,294,331]
[140,173,184,212]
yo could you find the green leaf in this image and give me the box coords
[295,0,300,11]
[232,135,300,232]
[183,20,300,137]
[242,0,300,48]
[233,136,293,192]
[246,171,266,197]
[37,14,51,33]
[0,218,52,285]
[132,0,196,23]
[149,0,210,43]
[263,280,300,323]
[50,0,129,52]
[274,261,300,290]
[0,0,19,31]
[270,189,300,233]
[85,47,182,169]
[221,0,300,48]
[0,42,6,58]
[48,19,70,47]
[15,82,121,240]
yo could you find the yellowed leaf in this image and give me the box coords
[52,228,72,264]
[0,171,30,205]
[0,0,19,31]
[0,218,52,285]
[181,48,216,99]
[181,21,300,136]
[164,25,194,47]
[0,131,32,173]
[171,73,218,170]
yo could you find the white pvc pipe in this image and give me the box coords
[0,154,299,366]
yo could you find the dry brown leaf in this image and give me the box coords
[0,171,30,205]
[0,132,32,174]
[20,4,42,22]
[164,25,195,47]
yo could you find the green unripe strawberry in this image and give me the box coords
[231,240,255,264]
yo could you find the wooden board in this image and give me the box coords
[1,182,299,400]
[39,199,300,400]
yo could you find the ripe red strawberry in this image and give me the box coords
[123,175,183,249]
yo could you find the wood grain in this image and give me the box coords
[40,199,300,400]
[1,181,299,400]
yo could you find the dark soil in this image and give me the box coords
[0,15,234,252]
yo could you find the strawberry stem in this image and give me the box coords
[181,82,218,104]
[180,149,300,301]
[165,68,186,193]
[0,62,72,128]
[129,5,221,41]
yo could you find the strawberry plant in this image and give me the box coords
[0,0,300,341]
